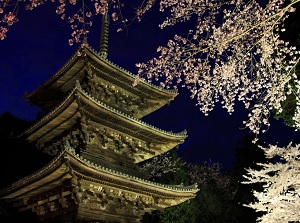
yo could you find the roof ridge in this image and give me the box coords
[77,83,186,137]
[0,145,198,195]
[66,145,198,192]
[21,84,187,139]
[83,44,179,94]
[25,45,82,99]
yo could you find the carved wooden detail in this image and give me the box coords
[77,181,156,217]
[22,178,157,222]
[20,179,77,216]
[39,115,157,162]
[83,73,157,117]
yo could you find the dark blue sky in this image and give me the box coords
[0,3,299,170]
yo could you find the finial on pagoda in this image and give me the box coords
[100,9,109,59]
[83,37,88,44]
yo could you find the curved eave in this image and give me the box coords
[22,88,81,144]
[77,87,187,143]
[0,148,198,201]
[83,45,178,100]
[25,46,84,106]
[67,148,198,200]
[21,86,187,157]
[0,152,72,199]
[25,44,178,110]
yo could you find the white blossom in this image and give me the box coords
[135,0,300,136]
[242,143,300,223]
[139,151,182,177]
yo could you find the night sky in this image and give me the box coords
[0,3,299,171]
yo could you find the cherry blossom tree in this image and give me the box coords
[135,0,300,137]
[242,143,300,223]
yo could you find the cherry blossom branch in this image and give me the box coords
[0,0,132,43]
[135,0,300,136]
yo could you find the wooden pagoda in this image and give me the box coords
[0,15,198,223]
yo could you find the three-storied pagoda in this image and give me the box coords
[0,14,198,223]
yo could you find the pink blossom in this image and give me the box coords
[111,12,118,21]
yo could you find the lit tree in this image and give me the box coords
[135,0,300,136]
[242,143,300,223]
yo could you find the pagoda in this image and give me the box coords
[0,14,198,223]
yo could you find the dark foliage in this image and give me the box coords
[0,112,50,188]
[0,112,51,221]
[142,150,246,223]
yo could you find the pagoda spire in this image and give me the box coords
[100,10,109,59]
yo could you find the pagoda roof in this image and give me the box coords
[21,84,187,163]
[25,44,178,117]
[0,146,198,209]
